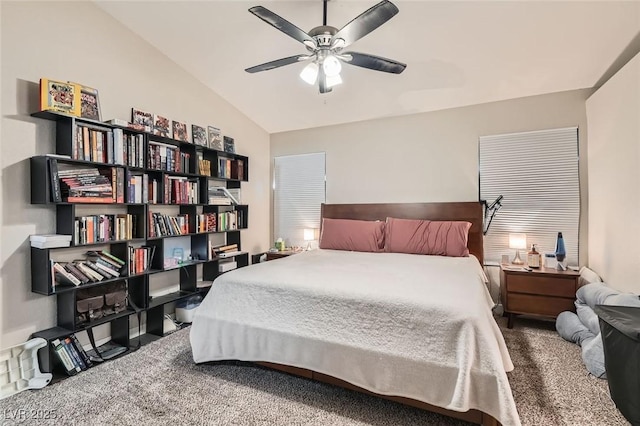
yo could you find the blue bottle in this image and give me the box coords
[555,232,566,262]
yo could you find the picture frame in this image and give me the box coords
[153,114,171,138]
[208,126,222,150]
[39,78,81,117]
[192,125,207,146]
[173,120,188,142]
[73,83,101,121]
[223,136,235,154]
[131,108,153,132]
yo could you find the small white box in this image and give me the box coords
[218,261,237,273]
[544,253,558,269]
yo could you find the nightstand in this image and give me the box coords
[265,250,300,261]
[500,265,580,328]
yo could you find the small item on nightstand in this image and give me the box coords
[527,244,541,269]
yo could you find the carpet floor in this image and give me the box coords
[0,317,628,426]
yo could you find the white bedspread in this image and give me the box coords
[190,249,520,426]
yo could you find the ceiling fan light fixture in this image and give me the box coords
[300,62,319,85]
[325,73,342,88]
[322,55,342,77]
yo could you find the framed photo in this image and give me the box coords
[131,108,153,132]
[223,136,235,154]
[173,120,188,142]
[153,114,171,138]
[208,126,222,150]
[73,83,101,121]
[192,125,207,146]
[39,78,81,117]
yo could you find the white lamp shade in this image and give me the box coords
[322,55,342,77]
[325,73,342,88]
[509,233,527,250]
[300,62,319,85]
[303,228,315,241]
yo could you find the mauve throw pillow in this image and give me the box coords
[319,218,385,252]
[385,217,471,257]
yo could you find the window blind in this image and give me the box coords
[479,127,579,264]
[273,152,326,248]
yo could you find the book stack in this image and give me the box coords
[196,213,217,233]
[210,243,238,259]
[148,212,189,238]
[128,245,156,275]
[51,334,93,376]
[58,166,114,203]
[52,251,125,288]
[30,234,72,249]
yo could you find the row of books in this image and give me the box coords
[198,158,211,176]
[129,245,156,275]
[148,212,189,238]
[148,141,191,173]
[72,125,144,168]
[74,214,138,245]
[167,177,199,204]
[218,211,244,231]
[57,165,114,203]
[218,158,244,180]
[51,334,93,376]
[52,251,124,287]
[195,213,217,233]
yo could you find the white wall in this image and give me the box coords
[586,52,640,293]
[272,89,591,300]
[0,1,270,347]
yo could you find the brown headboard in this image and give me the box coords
[320,202,484,264]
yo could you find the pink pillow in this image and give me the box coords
[319,218,385,252]
[385,217,471,257]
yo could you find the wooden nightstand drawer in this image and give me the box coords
[507,293,576,317]
[507,274,576,297]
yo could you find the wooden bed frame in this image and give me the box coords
[256,202,499,426]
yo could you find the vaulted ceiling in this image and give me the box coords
[96,1,640,133]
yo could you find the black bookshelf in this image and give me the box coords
[29,111,250,376]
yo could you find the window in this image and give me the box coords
[480,127,579,264]
[273,153,326,248]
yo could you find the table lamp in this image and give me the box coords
[304,228,315,251]
[509,233,527,265]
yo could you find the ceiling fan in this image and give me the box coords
[245,0,407,94]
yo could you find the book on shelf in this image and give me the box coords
[208,126,222,150]
[173,120,188,142]
[64,263,90,284]
[30,233,71,246]
[53,262,81,286]
[48,157,62,202]
[153,114,171,138]
[192,125,207,147]
[69,334,93,369]
[218,250,243,258]
[62,336,87,371]
[74,83,101,121]
[129,245,156,275]
[51,338,81,376]
[131,108,153,133]
[39,79,81,117]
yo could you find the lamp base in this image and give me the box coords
[306,242,312,251]
[512,250,524,265]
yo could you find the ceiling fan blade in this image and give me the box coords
[331,0,399,49]
[341,52,406,74]
[249,6,316,49]
[245,54,311,73]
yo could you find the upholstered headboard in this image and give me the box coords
[320,202,484,264]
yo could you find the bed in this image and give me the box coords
[190,202,520,426]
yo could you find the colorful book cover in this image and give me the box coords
[192,125,207,146]
[131,108,153,132]
[223,136,235,153]
[71,83,101,120]
[153,114,171,138]
[40,79,81,116]
[173,120,188,142]
[208,126,222,150]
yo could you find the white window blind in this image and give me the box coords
[274,152,326,248]
[480,127,579,264]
